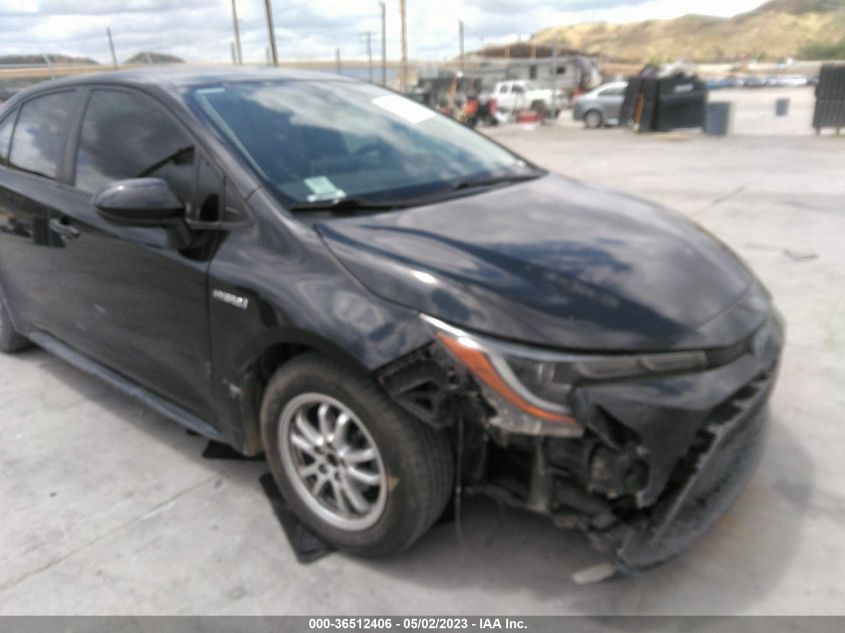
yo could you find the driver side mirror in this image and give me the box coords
[93,178,185,227]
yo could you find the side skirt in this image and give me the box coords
[28,331,224,442]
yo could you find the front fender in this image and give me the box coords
[206,190,431,453]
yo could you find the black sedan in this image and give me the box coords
[0,68,782,572]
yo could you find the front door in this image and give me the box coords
[47,87,219,422]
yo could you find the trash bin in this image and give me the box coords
[775,98,790,117]
[705,102,734,136]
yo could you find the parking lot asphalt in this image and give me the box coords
[2,87,843,615]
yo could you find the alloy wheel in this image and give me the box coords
[585,111,603,129]
[279,393,388,531]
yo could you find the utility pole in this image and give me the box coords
[42,54,55,79]
[379,1,387,86]
[551,33,559,119]
[335,48,341,74]
[399,0,408,91]
[230,0,243,64]
[106,28,118,68]
[363,31,374,82]
[263,0,279,66]
[459,20,464,72]
[230,42,237,65]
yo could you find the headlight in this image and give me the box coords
[422,314,708,437]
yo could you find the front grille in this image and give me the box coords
[684,372,771,500]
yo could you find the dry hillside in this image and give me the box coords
[531,0,845,62]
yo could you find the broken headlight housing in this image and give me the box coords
[422,314,708,437]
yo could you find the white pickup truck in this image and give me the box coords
[491,80,564,116]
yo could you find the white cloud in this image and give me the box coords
[0,0,768,64]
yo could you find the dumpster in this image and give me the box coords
[620,75,708,132]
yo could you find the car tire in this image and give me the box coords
[260,352,454,556]
[531,100,549,118]
[584,110,604,129]
[0,286,30,353]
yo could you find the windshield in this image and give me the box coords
[191,80,534,207]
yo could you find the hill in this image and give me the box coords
[123,52,185,65]
[530,0,845,63]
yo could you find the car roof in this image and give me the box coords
[15,65,357,95]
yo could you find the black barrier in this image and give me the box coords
[813,63,845,133]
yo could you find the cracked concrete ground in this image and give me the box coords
[1,87,843,615]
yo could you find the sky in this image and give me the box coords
[0,0,769,64]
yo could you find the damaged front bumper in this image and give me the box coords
[378,315,783,573]
[583,365,774,571]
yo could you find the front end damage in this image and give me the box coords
[376,315,783,573]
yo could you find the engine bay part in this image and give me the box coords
[377,315,782,572]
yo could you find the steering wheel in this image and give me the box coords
[352,143,391,163]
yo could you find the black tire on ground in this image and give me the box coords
[0,286,30,353]
[260,352,454,557]
[584,109,604,129]
[531,100,550,118]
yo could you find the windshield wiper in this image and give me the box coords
[288,197,408,213]
[397,171,544,206]
[448,171,545,192]
[287,171,545,214]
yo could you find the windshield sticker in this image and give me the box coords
[304,176,346,202]
[372,95,436,124]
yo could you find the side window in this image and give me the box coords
[75,90,195,211]
[8,91,76,180]
[0,111,15,166]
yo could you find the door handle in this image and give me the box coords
[49,218,81,240]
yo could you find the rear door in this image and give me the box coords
[0,90,79,332]
[47,87,221,422]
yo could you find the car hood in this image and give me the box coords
[316,174,769,352]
